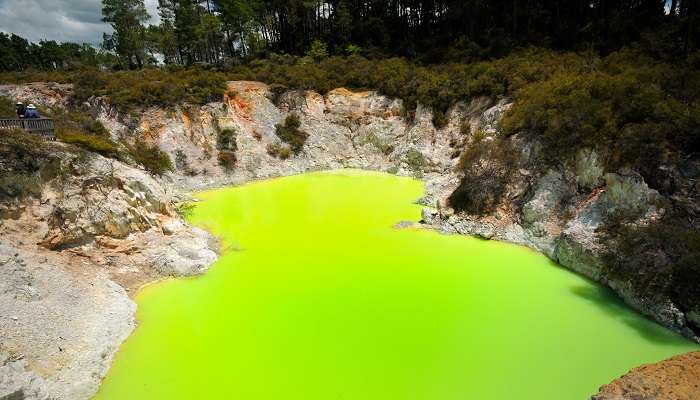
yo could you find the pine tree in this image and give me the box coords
[101,0,150,69]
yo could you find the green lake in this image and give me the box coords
[95,169,698,400]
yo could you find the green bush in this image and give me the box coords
[217,151,236,170]
[306,40,328,61]
[449,137,517,214]
[499,50,700,191]
[175,201,196,219]
[345,44,361,56]
[175,149,188,170]
[404,148,427,176]
[71,68,227,112]
[0,172,42,200]
[275,114,308,154]
[128,140,173,175]
[58,131,122,158]
[217,127,237,151]
[216,127,237,170]
[71,69,107,104]
[0,129,51,201]
[266,141,291,159]
[52,109,110,136]
[363,132,394,155]
[47,106,122,159]
[459,120,471,136]
[432,111,449,129]
[601,217,700,317]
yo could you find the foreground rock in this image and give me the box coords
[592,352,700,400]
[0,144,217,399]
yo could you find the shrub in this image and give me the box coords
[449,137,518,214]
[345,44,362,56]
[216,127,237,170]
[174,149,198,175]
[306,40,328,61]
[217,127,237,151]
[275,114,308,154]
[128,140,173,175]
[70,68,227,112]
[0,172,42,201]
[499,50,700,191]
[0,129,51,201]
[404,148,427,175]
[175,149,188,170]
[71,69,107,104]
[175,201,196,219]
[601,217,700,315]
[432,111,449,129]
[363,132,394,155]
[48,106,121,158]
[267,83,288,105]
[218,151,236,170]
[266,141,291,159]
[459,120,471,136]
[58,131,122,159]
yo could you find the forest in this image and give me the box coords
[0,0,698,71]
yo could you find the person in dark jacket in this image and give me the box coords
[15,102,26,118]
[24,104,40,118]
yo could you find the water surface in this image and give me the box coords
[95,170,697,400]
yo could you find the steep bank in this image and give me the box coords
[0,81,698,399]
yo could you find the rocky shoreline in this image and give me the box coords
[592,351,700,400]
[1,81,698,399]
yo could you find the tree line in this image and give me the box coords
[1,0,699,71]
[0,33,117,71]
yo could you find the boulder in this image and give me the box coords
[592,351,700,400]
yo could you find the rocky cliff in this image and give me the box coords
[0,81,697,399]
[0,102,217,399]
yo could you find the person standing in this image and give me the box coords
[15,102,26,118]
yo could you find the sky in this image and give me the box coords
[0,0,160,46]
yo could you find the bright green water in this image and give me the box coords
[95,170,697,400]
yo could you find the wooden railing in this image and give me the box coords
[0,118,55,140]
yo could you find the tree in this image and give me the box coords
[102,0,150,69]
[306,40,328,61]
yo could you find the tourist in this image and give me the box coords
[15,102,25,118]
[24,104,40,119]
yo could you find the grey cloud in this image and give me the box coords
[0,0,160,46]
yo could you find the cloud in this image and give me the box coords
[0,0,160,46]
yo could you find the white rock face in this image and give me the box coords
[0,243,135,400]
[120,82,468,192]
[0,145,218,399]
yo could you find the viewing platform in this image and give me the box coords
[0,118,55,140]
